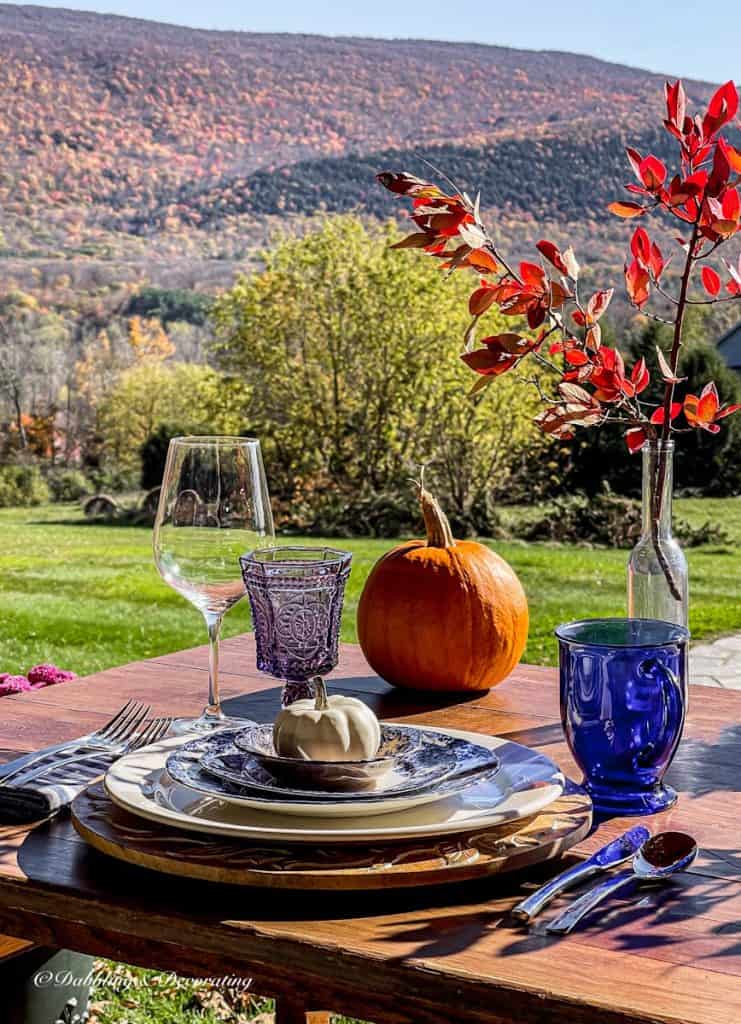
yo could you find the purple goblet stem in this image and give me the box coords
[281,678,317,706]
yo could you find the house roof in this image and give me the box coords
[718,321,741,370]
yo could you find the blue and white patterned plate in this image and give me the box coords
[165,727,500,818]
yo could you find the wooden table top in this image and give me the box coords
[1,635,740,1024]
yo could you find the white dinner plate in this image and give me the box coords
[104,728,565,844]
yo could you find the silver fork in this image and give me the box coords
[3,717,174,789]
[0,700,151,788]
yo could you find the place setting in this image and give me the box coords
[0,437,700,933]
[63,441,691,921]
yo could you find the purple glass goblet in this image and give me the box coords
[239,546,352,706]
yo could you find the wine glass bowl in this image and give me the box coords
[153,436,275,733]
[239,546,352,706]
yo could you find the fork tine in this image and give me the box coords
[103,700,145,742]
[92,699,136,741]
[110,703,151,744]
[131,717,172,750]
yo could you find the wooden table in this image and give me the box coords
[1,635,740,1024]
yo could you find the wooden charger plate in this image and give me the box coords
[72,782,592,891]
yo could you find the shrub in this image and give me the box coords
[46,468,92,502]
[0,465,50,507]
[140,424,187,490]
[518,488,730,548]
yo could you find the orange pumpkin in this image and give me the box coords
[357,486,528,692]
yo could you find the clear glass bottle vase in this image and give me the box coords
[627,440,688,627]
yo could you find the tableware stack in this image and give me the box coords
[92,714,572,847]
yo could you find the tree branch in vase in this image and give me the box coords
[375,78,741,605]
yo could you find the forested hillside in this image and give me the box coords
[0,3,721,296]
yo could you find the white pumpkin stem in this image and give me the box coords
[313,677,329,710]
[418,484,455,549]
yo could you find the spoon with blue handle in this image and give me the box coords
[511,826,650,923]
[546,831,698,935]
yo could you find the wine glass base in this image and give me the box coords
[169,714,254,736]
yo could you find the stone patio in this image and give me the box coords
[690,634,741,690]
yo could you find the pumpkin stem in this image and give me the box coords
[418,483,455,549]
[313,676,329,710]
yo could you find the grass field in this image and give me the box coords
[0,499,739,680]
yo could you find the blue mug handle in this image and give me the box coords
[635,657,685,768]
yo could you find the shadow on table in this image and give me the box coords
[667,724,741,797]
[220,677,485,725]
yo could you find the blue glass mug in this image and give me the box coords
[556,618,689,816]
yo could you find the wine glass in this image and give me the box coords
[153,436,275,734]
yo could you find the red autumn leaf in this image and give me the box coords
[630,358,650,394]
[639,155,667,191]
[701,266,722,297]
[722,188,740,223]
[585,324,602,353]
[565,349,590,366]
[389,231,438,250]
[703,81,739,138]
[626,147,643,180]
[467,248,499,273]
[650,403,682,425]
[717,404,741,420]
[625,427,648,454]
[460,348,517,376]
[549,281,572,308]
[536,239,568,274]
[682,381,739,433]
[572,310,586,327]
[723,255,741,295]
[586,288,613,323]
[648,242,665,280]
[630,227,651,266]
[377,172,441,197]
[608,201,647,219]
[481,333,532,355]
[468,284,498,316]
[665,80,687,131]
[519,261,548,289]
[719,138,741,175]
[625,259,650,308]
[527,304,547,329]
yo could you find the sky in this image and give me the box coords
[9,0,741,84]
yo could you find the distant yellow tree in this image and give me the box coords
[97,362,240,474]
[127,316,175,363]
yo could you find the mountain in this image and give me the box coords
[0,4,726,304]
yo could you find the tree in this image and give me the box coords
[97,363,240,474]
[212,215,546,530]
[0,291,71,454]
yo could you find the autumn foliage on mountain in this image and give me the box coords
[0,2,733,291]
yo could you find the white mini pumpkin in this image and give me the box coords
[273,678,381,762]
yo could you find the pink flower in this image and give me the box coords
[0,674,33,696]
[27,664,77,687]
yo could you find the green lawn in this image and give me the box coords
[0,498,739,680]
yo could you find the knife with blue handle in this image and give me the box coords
[511,826,651,922]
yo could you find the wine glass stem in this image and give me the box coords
[205,612,224,721]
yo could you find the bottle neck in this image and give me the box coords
[642,441,674,538]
